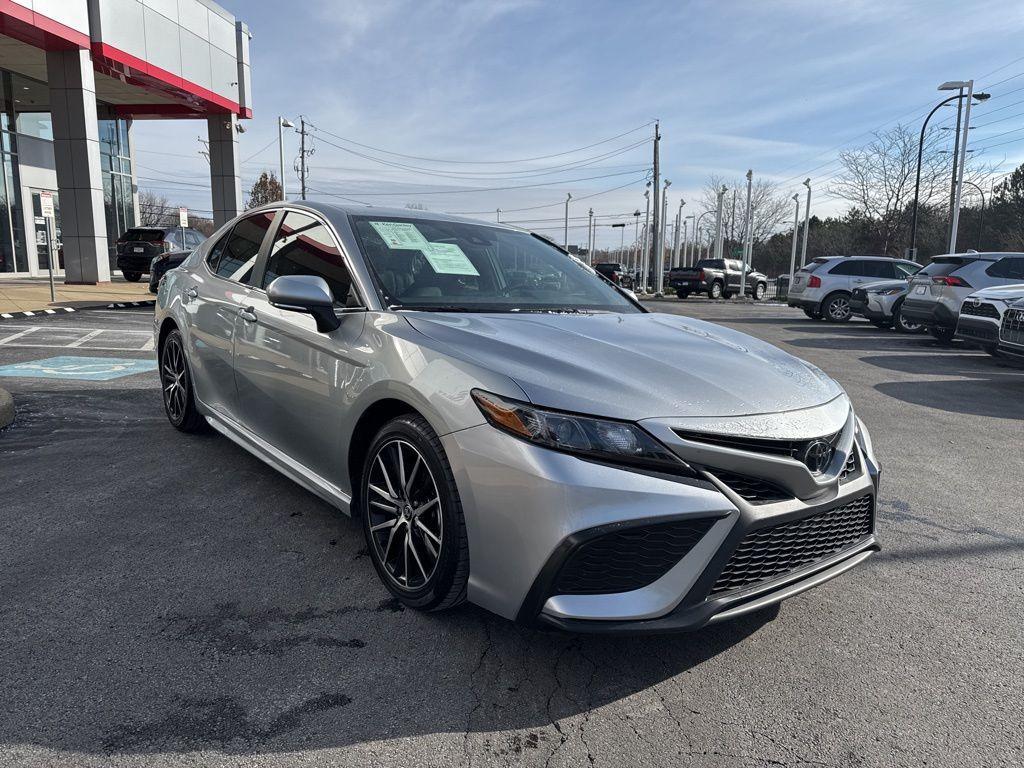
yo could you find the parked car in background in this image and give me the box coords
[116,226,205,282]
[593,262,633,289]
[668,258,768,300]
[788,256,920,322]
[149,250,193,294]
[154,202,880,631]
[954,284,1024,355]
[849,279,923,333]
[902,253,1024,343]
[997,297,1024,361]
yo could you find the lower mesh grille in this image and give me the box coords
[554,519,716,595]
[710,494,874,596]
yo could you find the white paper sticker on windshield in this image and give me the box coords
[422,242,479,276]
[370,221,429,250]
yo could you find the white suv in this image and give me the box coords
[902,253,1024,342]
[788,256,921,322]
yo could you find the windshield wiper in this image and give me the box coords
[391,304,490,313]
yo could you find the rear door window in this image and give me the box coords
[828,260,867,276]
[213,211,276,284]
[986,257,1024,280]
[862,261,893,278]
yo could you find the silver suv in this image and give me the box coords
[788,256,921,322]
[902,252,1024,342]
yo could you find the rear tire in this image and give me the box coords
[928,325,956,344]
[754,282,767,301]
[159,329,206,433]
[675,288,689,299]
[708,281,724,300]
[123,271,142,282]
[893,299,924,334]
[361,414,469,612]
[822,292,853,322]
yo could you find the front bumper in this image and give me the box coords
[443,402,880,633]
[670,279,705,293]
[955,316,1000,348]
[116,254,155,273]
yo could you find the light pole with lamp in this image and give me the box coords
[713,185,727,261]
[740,170,753,296]
[788,193,801,293]
[641,186,651,292]
[563,193,572,250]
[672,198,685,267]
[631,210,641,274]
[683,213,695,267]
[908,81,990,259]
[278,117,294,201]
[960,180,987,249]
[656,179,671,295]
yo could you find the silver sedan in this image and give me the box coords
[154,202,880,633]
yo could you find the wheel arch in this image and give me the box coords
[347,397,427,511]
[819,289,851,311]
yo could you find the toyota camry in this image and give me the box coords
[154,202,879,633]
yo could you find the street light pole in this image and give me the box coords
[563,193,572,250]
[949,80,975,255]
[657,179,671,295]
[641,187,651,293]
[586,207,594,262]
[632,210,641,273]
[684,213,695,267]
[713,185,727,261]
[673,199,685,268]
[788,193,801,291]
[740,170,753,296]
[278,116,294,201]
[800,178,811,268]
[961,180,987,249]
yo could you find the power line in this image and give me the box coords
[445,175,650,215]
[241,136,279,164]
[304,121,656,165]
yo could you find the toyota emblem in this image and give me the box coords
[803,440,834,475]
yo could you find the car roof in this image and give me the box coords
[248,200,510,231]
[818,255,907,261]
[933,251,1024,261]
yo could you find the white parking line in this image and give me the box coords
[67,329,105,348]
[0,327,40,345]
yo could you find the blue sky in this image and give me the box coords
[134,0,1024,247]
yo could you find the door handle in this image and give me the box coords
[184,287,198,301]
[238,306,258,323]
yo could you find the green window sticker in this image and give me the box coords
[370,221,429,250]
[422,242,479,276]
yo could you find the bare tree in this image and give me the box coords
[138,190,171,226]
[828,123,994,254]
[700,175,791,251]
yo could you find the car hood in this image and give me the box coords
[967,283,1024,301]
[406,311,844,421]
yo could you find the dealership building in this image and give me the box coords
[0,0,252,283]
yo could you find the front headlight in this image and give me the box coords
[472,390,693,475]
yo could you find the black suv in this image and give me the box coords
[668,258,768,300]
[593,262,634,289]
[115,226,205,282]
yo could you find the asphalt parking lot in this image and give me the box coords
[1,301,1021,768]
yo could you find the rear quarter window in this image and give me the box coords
[800,259,829,273]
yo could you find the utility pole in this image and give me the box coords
[788,193,801,293]
[740,170,753,297]
[650,121,660,291]
[657,179,670,295]
[800,178,812,267]
[297,116,310,200]
[641,186,651,292]
[949,80,975,254]
[278,117,294,201]
[563,192,572,249]
[947,86,965,247]
[713,185,727,261]
[589,207,598,264]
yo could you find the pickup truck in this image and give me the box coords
[668,258,768,300]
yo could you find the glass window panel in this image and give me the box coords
[263,212,358,306]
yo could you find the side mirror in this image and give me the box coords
[267,275,341,333]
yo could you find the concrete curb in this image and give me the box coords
[1,307,77,320]
[0,387,13,430]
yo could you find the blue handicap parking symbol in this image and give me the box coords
[0,356,157,381]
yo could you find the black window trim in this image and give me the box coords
[255,206,369,309]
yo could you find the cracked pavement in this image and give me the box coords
[0,302,1021,767]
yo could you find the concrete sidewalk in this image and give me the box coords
[0,277,152,314]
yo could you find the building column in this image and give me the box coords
[46,49,109,284]
[208,115,242,226]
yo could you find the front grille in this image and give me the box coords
[838,451,859,483]
[554,519,716,595]
[709,468,790,504]
[960,301,1000,319]
[675,430,840,461]
[710,494,874,596]
[1001,308,1024,345]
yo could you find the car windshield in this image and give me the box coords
[918,257,975,276]
[349,215,641,313]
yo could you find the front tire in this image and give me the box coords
[754,282,767,301]
[159,329,206,432]
[361,415,469,612]
[675,288,689,299]
[823,292,853,322]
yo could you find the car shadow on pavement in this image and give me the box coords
[0,388,776,759]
